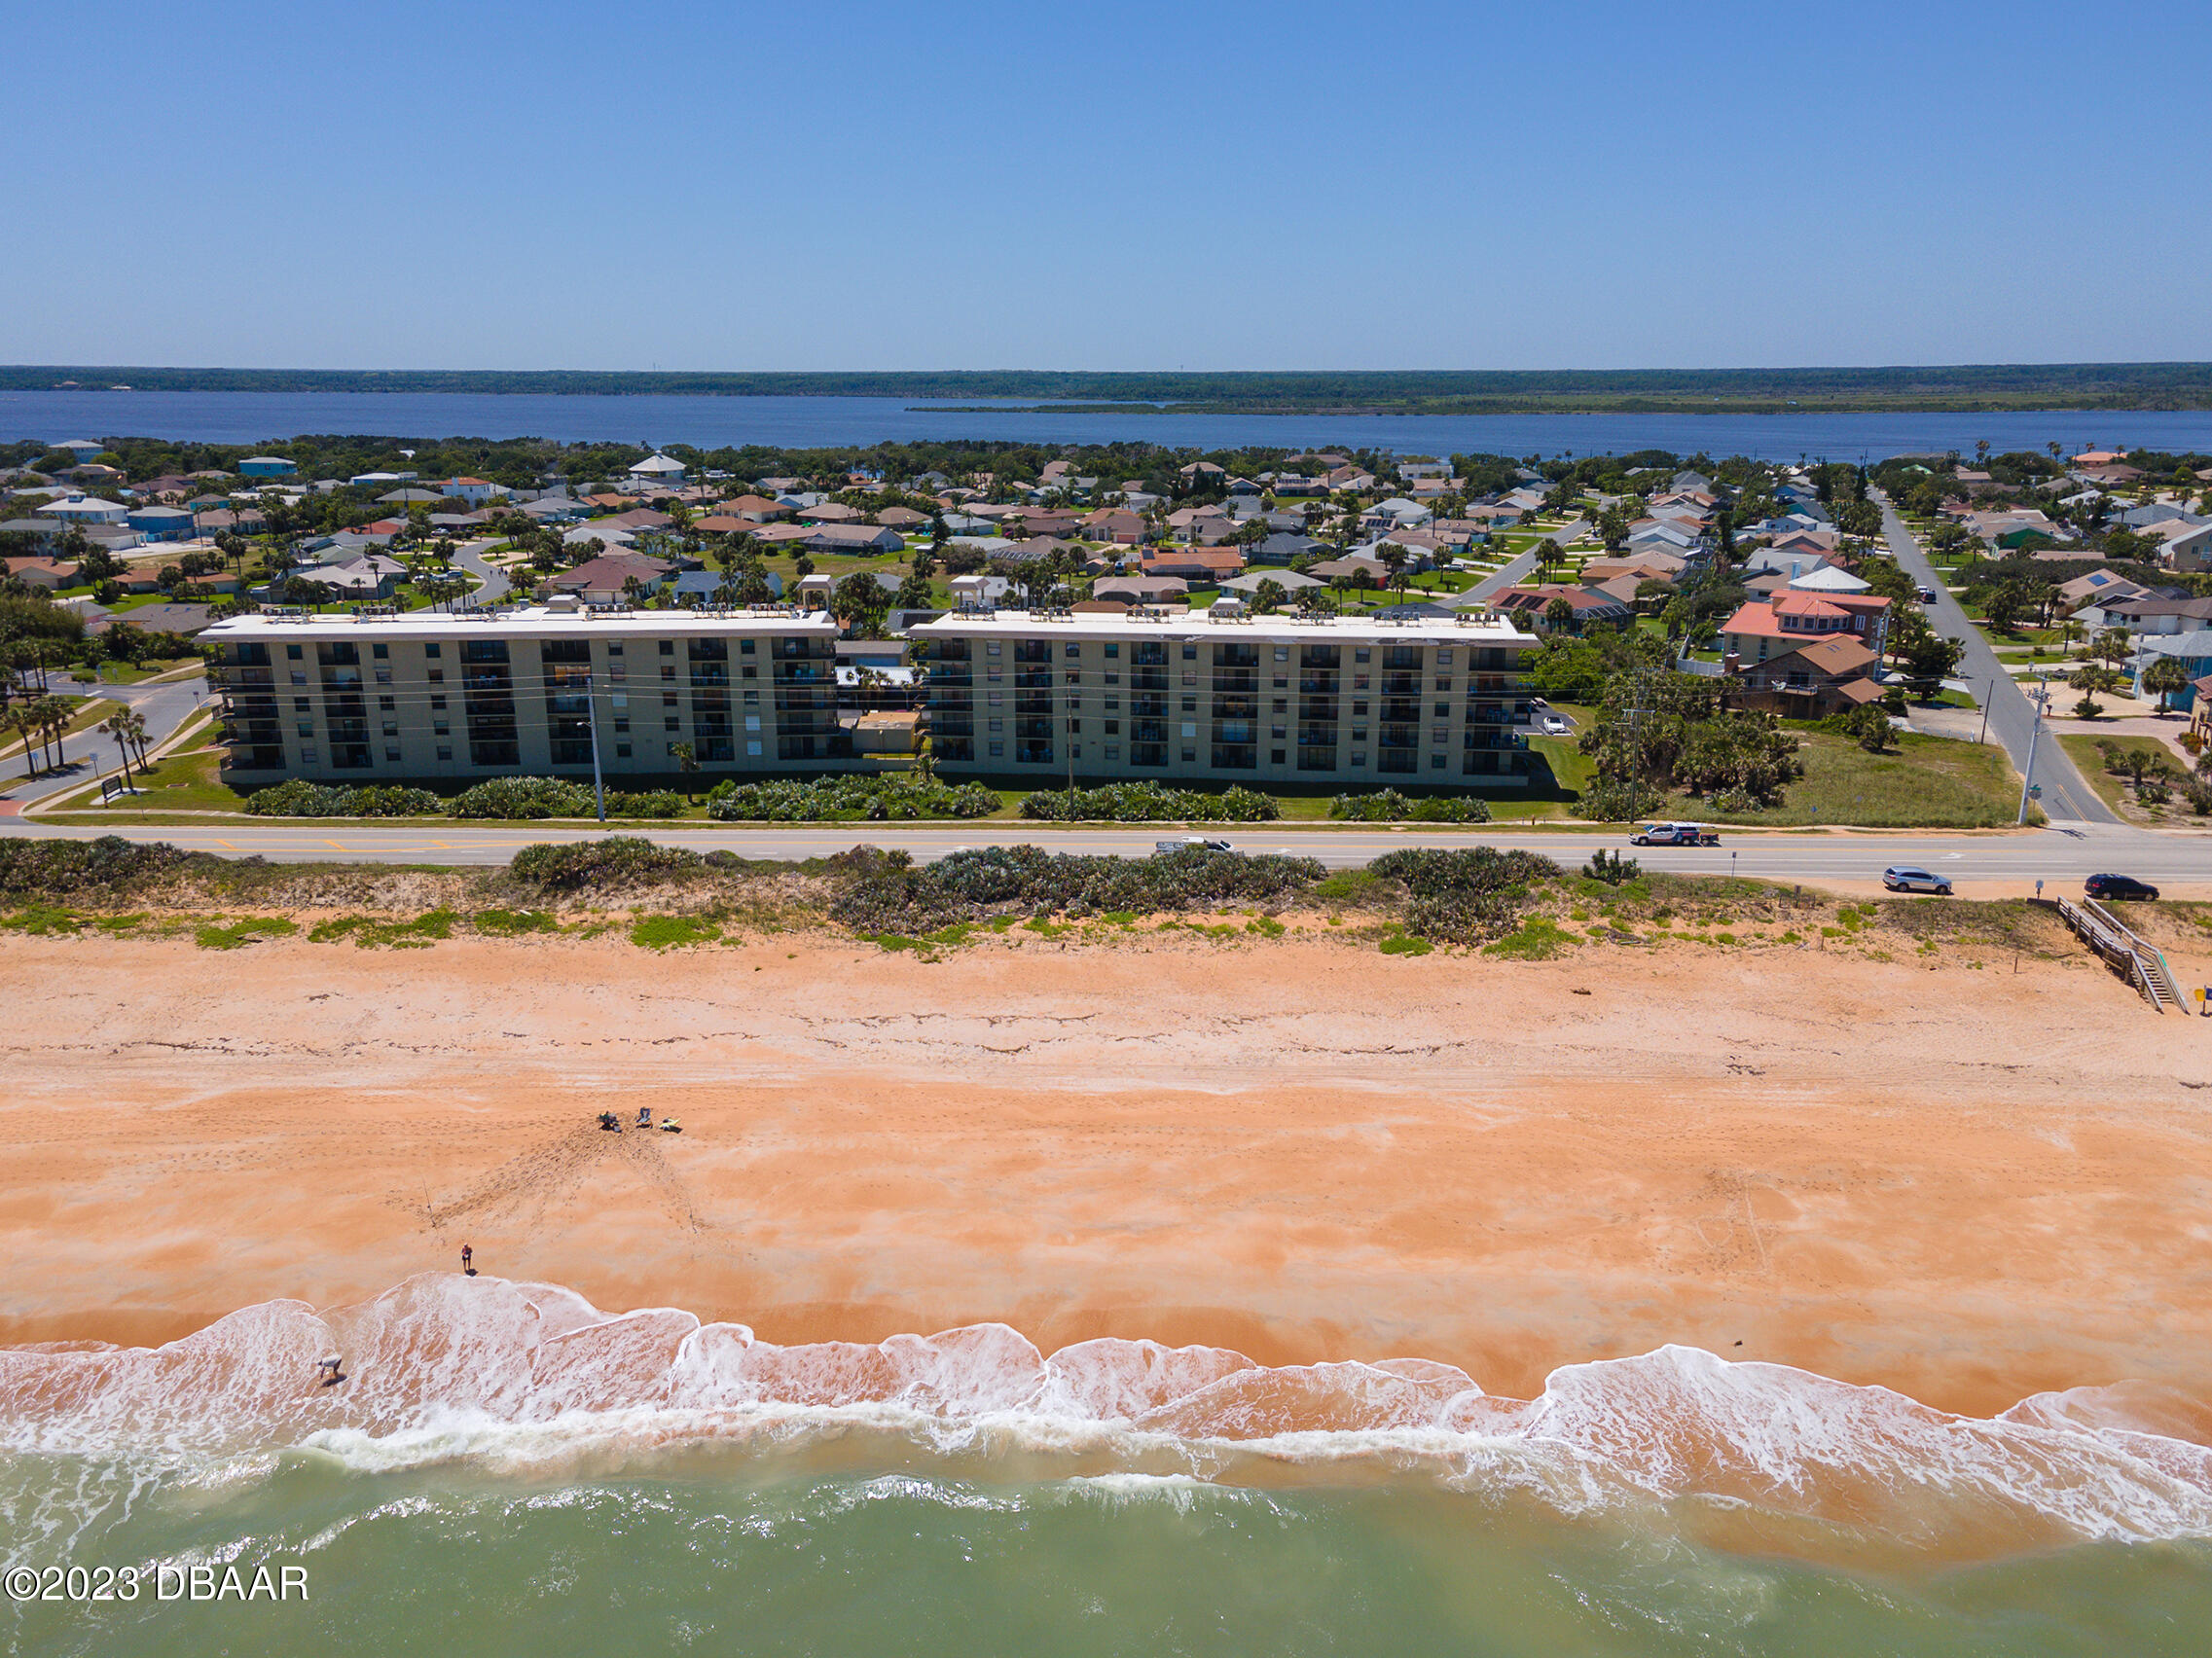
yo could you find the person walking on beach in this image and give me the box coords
[460,1243,473,1275]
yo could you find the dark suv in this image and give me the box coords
[2085,874,2159,902]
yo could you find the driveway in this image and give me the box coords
[0,669,212,809]
[1872,492,2116,824]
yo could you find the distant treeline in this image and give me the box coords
[8,364,2212,413]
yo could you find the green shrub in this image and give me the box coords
[827,844,1323,934]
[1582,848,1641,885]
[0,836,192,899]
[453,776,597,819]
[1329,789,1491,823]
[244,780,443,817]
[605,789,686,819]
[472,907,562,936]
[1368,847,1561,946]
[509,838,704,891]
[1019,782,1280,821]
[708,773,998,821]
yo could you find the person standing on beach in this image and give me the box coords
[460,1244,473,1274]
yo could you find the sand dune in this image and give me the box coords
[3,925,2208,1415]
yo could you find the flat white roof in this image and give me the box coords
[909,608,1539,648]
[202,603,838,643]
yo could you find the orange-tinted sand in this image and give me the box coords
[4,927,2210,1415]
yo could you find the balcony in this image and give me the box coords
[1129,742,1167,767]
[1210,743,1257,770]
[1296,725,1337,748]
[1296,746,1338,772]
[1212,696,1257,721]
[1379,673,1421,696]
[1212,670,1256,693]
[1298,673,1338,694]
[1016,743,1056,765]
[1298,698,1338,722]
[1131,669,1170,690]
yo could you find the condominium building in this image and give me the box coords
[205,601,842,783]
[908,608,1541,784]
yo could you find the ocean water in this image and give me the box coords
[5,387,2212,462]
[5,1277,2211,1656]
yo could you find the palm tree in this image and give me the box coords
[7,708,36,779]
[33,696,70,773]
[2141,653,2189,713]
[101,711,138,790]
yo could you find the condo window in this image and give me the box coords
[435,745,452,762]
[989,740,1004,757]
[379,695,395,710]
[1065,643,1080,659]
[1182,645,1197,660]
[286,644,303,660]
[1104,643,1119,658]
[384,745,401,762]
[430,695,447,710]
[372,643,389,659]
[300,746,317,764]
[424,643,441,659]
[293,697,309,710]
[615,742,633,759]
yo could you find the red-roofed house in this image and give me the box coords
[1720,590,1891,663]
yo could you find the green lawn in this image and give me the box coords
[0,696,117,763]
[2057,733,2181,820]
[1714,730,2028,828]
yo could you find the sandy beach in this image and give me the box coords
[4,923,2210,1417]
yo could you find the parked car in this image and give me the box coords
[1916,586,1939,603]
[1157,838,1234,854]
[1540,715,1571,735]
[2085,874,2159,902]
[1882,865,1953,894]
[1629,822,1721,847]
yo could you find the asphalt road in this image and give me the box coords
[452,537,511,604]
[1,817,2199,892]
[0,671,213,808]
[1874,492,2113,824]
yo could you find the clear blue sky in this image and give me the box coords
[9,0,2207,372]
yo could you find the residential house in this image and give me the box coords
[723,494,793,523]
[1220,569,1324,595]
[125,504,196,542]
[947,573,1012,606]
[1727,635,1883,716]
[2151,519,2212,572]
[40,492,129,525]
[2130,631,2212,707]
[1720,590,1893,665]
[628,453,687,486]
[1253,531,1323,564]
[1094,576,1192,605]
[1360,497,1433,534]
[2056,570,2149,612]
[2,557,72,591]
[800,501,864,523]
[2099,595,2212,636]
[1140,547,1246,582]
[562,523,638,551]
[1082,508,1147,545]
[237,456,298,478]
[805,523,905,555]
[1492,586,1636,631]
[548,553,673,602]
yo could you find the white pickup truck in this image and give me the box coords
[1628,822,1722,847]
[1156,838,1235,853]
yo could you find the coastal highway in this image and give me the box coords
[2,818,2204,892]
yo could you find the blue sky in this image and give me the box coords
[7,0,2207,371]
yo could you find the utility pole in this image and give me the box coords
[586,670,606,824]
[2015,678,2046,825]
[1977,682,1991,746]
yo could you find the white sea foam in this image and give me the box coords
[4,1274,2210,1554]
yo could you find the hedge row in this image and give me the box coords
[1328,789,1492,823]
[707,773,997,821]
[1018,782,1279,821]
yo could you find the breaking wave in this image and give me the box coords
[5,1275,2210,1561]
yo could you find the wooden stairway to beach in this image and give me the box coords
[2057,896,2183,1013]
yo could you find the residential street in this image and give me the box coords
[451,536,512,603]
[1873,490,2115,824]
[0,670,212,811]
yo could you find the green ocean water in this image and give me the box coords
[9,1280,2212,1655]
[8,1451,2212,1658]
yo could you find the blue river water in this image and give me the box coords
[4,389,2211,461]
